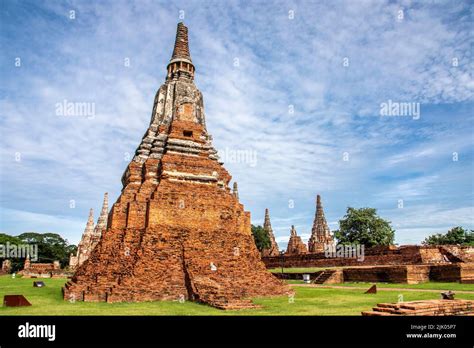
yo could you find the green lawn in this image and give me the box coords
[1,275,473,316]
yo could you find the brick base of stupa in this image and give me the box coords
[63,182,289,309]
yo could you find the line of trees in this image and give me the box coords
[422,227,474,246]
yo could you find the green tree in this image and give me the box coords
[17,232,76,267]
[0,233,22,245]
[0,233,23,271]
[423,226,474,246]
[333,207,395,247]
[251,224,271,251]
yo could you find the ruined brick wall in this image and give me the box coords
[23,263,56,271]
[460,263,474,283]
[19,261,69,278]
[263,245,451,268]
[274,263,470,284]
[343,265,430,284]
[429,264,464,282]
[441,245,474,263]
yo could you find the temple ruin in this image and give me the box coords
[63,22,288,309]
[18,255,68,278]
[265,244,474,284]
[1,259,11,275]
[286,225,308,255]
[69,193,109,270]
[308,194,334,252]
[261,209,280,257]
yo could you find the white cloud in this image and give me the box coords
[0,1,472,247]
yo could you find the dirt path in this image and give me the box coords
[290,284,474,294]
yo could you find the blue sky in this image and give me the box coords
[0,0,473,247]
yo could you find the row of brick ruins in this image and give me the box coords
[261,194,335,256]
[17,256,66,278]
[1,256,69,279]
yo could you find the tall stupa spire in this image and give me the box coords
[286,225,307,255]
[167,22,195,80]
[171,22,192,62]
[84,209,95,236]
[261,208,280,257]
[94,192,108,235]
[308,194,334,253]
[233,182,239,200]
[71,208,96,268]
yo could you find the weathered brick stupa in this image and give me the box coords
[63,23,288,309]
[69,193,109,270]
[308,194,334,253]
[261,209,280,257]
[286,225,308,255]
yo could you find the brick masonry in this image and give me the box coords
[263,245,472,268]
[268,245,474,284]
[362,299,474,316]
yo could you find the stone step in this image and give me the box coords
[312,270,335,284]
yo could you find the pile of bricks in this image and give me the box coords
[362,299,474,316]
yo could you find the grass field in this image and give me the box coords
[1,275,473,315]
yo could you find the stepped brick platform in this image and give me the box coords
[63,23,288,309]
[312,269,343,284]
[362,299,474,316]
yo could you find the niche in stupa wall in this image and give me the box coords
[176,102,195,122]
